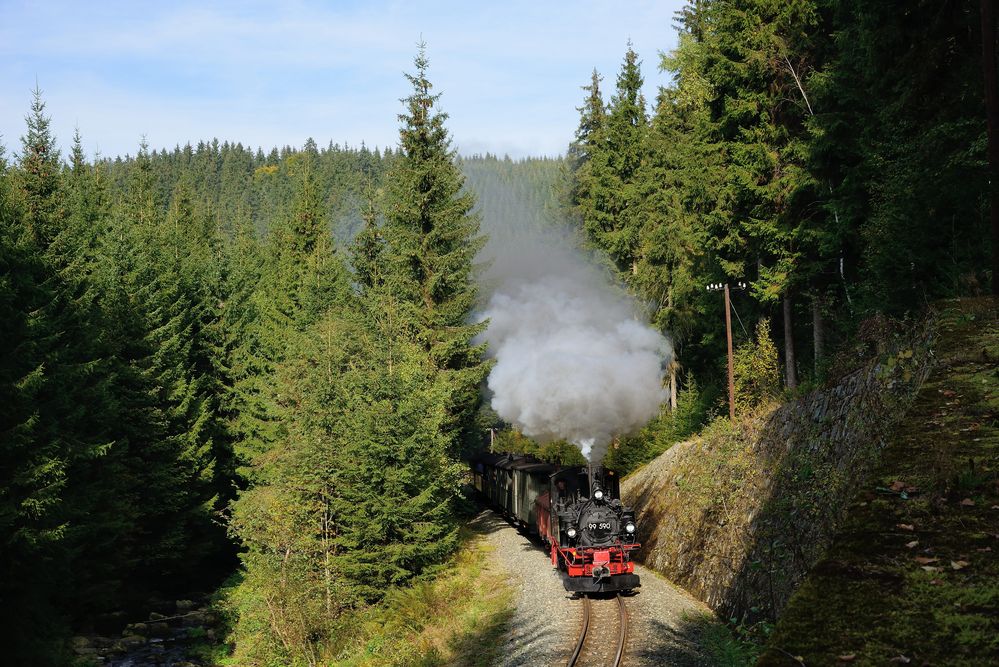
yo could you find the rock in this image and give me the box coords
[124,622,148,635]
[175,599,196,612]
[181,610,209,626]
[71,636,91,650]
[149,610,168,621]
[147,621,171,637]
[205,628,216,640]
[120,634,145,649]
[75,647,99,657]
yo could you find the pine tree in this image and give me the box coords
[0,142,76,663]
[17,86,63,249]
[633,46,719,356]
[379,43,489,443]
[601,43,649,274]
[569,68,608,215]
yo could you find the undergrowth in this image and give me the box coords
[330,535,513,667]
[700,616,773,666]
[200,526,513,666]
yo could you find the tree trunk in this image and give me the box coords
[982,0,999,295]
[783,295,798,390]
[812,295,825,377]
[668,360,678,410]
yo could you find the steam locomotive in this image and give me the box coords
[470,452,640,593]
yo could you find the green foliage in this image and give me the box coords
[569,0,993,406]
[573,47,649,274]
[604,374,711,476]
[0,85,394,661]
[733,319,781,411]
[225,46,489,665]
[491,429,587,467]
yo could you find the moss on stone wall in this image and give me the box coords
[759,299,999,666]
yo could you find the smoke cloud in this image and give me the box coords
[471,170,672,463]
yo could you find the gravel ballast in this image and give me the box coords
[476,509,717,666]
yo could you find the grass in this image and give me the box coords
[701,619,773,667]
[327,530,513,667]
[192,522,514,667]
[759,298,999,666]
[328,532,514,667]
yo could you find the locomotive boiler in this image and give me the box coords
[470,452,640,593]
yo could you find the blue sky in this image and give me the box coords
[0,1,685,160]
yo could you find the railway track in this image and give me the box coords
[566,594,628,667]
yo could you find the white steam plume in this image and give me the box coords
[472,182,672,463]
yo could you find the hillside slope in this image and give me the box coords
[760,299,999,666]
[621,315,935,622]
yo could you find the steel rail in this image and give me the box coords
[613,594,627,667]
[567,595,590,666]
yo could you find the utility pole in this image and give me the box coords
[707,281,747,421]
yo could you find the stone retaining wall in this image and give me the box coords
[622,318,936,621]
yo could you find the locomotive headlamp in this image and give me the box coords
[567,527,577,538]
[625,522,636,534]
[593,489,604,500]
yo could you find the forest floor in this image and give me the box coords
[477,509,720,666]
[759,297,999,666]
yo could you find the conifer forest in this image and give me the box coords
[2,2,997,666]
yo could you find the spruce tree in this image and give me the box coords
[379,43,489,443]
[569,68,608,226]
[17,86,62,249]
[0,143,74,663]
[602,44,649,274]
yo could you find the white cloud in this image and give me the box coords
[0,0,684,159]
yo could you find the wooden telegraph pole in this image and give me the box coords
[724,283,735,421]
[707,281,747,421]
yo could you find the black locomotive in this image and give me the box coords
[470,452,640,593]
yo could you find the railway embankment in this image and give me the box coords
[621,306,939,624]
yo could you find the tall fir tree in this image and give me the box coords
[17,86,63,249]
[379,43,490,444]
[602,43,649,274]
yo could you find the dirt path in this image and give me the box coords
[475,510,717,666]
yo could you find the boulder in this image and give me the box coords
[181,610,209,626]
[123,622,148,636]
[146,621,171,637]
[175,599,196,612]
